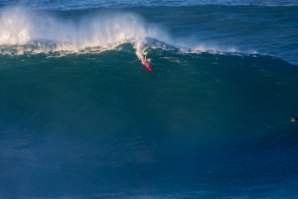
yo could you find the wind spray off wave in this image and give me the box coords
[0,7,168,54]
[1,6,297,65]
[0,7,232,56]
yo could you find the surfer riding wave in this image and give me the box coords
[142,51,151,63]
[135,48,152,71]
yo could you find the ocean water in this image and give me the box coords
[0,1,298,198]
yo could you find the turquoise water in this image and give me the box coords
[1,2,298,198]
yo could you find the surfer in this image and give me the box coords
[290,117,298,123]
[136,50,152,71]
[143,51,148,60]
[142,51,151,66]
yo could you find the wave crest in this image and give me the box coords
[0,7,259,59]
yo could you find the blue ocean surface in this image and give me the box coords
[0,0,298,198]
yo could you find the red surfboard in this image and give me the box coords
[136,51,152,71]
[141,59,152,71]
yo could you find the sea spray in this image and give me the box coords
[0,7,166,54]
[0,7,238,57]
[0,6,297,65]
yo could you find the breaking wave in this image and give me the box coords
[0,7,252,57]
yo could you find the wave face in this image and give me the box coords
[1,46,298,198]
[0,2,298,199]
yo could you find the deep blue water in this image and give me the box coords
[0,1,298,198]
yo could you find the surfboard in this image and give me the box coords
[136,51,152,71]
